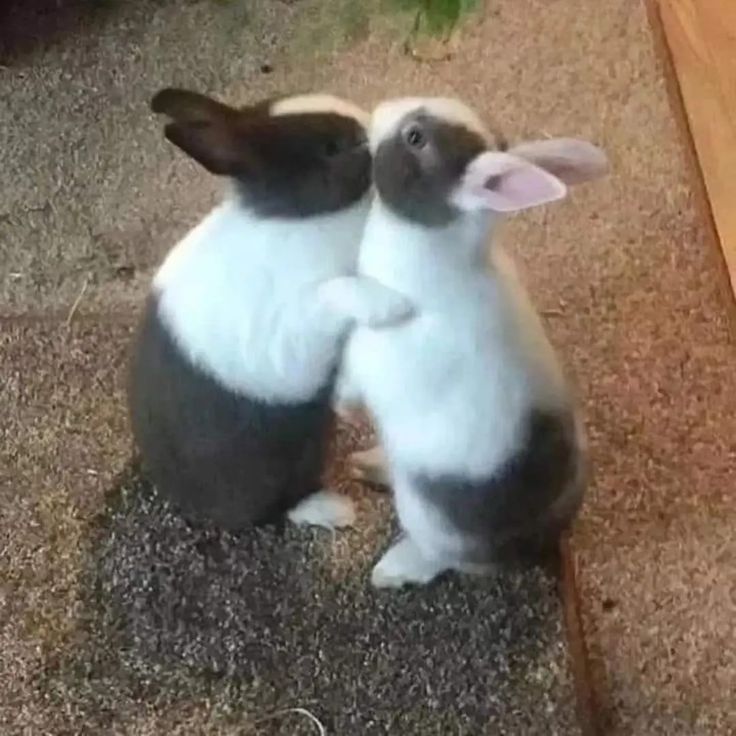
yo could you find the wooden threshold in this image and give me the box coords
[657,0,736,299]
[559,535,601,736]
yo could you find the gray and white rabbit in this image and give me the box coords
[340,97,607,587]
[128,88,413,531]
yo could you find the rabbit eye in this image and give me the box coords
[404,125,426,149]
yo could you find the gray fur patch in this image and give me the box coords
[414,409,584,565]
[152,88,371,219]
[232,111,371,218]
[373,111,487,227]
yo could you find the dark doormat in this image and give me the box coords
[58,466,582,735]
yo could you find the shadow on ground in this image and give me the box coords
[0,0,258,64]
[1,0,142,61]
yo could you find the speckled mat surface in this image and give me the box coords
[1,319,579,734]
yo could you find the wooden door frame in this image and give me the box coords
[650,0,736,308]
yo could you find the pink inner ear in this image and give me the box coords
[483,161,567,213]
[454,152,567,213]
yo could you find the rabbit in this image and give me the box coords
[128,88,414,532]
[339,96,608,587]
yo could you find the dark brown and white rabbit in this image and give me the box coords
[340,97,607,587]
[128,89,413,531]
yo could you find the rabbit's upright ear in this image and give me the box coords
[451,138,608,214]
[151,88,239,125]
[452,151,568,214]
[509,138,608,186]
[151,88,249,176]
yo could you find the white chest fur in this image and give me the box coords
[154,197,370,402]
[346,201,569,479]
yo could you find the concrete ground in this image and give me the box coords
[2,0,735,733]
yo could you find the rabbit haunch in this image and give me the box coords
[128,89,412,531]
[342,97,607,587]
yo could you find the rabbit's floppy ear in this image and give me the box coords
[151,88,249,176]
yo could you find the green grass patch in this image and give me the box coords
[388,0,480,37]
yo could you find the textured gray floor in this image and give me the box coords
[0,0,288,312]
